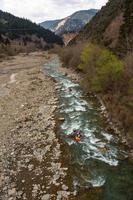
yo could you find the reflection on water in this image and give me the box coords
[43,56,133,199]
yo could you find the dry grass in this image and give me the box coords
[0,40,46,62]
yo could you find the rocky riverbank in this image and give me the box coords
[0,52,70,200]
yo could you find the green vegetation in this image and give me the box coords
[79,43,124,93]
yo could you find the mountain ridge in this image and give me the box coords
[40,9,98,36]
[71,0,133,56]
[0,10,63,46]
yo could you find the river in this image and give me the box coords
[43,56,133,200]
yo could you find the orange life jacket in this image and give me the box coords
[75,136,81,142]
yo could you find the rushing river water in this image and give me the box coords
[43,56,133,200]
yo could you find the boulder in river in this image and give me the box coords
[59,117,65,122]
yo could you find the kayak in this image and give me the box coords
[74,136,81,142]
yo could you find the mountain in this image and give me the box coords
[0,10,63,46]
[40,19,61,31]
[72,0,133,56]
[40,9,98,44]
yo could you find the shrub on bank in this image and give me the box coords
[0,44,17,60]
[52,43,84,68]
[124,52,133,96]
[79,43,124,93]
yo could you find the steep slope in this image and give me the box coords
[40,9,98,36]
[0,10,63,45]
[40,19,61,30]
[72,0,133,56]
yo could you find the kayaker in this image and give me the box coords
[75,133,81,142]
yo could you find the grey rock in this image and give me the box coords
[62,184,68,191]
[58,118,65,122]
[41,194,50,200]
[8,188,16,196]
[28,164,34,171]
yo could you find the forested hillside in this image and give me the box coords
[72,0,133,56]
[119,0,133,54]
[0,10,63,45]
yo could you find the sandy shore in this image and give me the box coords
[0,52,70,200]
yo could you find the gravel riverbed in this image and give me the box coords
[0,52,70,200]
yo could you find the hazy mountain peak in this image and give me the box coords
[40,9,98,36]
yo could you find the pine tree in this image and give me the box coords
[120,0,133,53]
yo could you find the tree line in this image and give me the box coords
[0,10,63,45]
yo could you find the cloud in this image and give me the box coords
[0,0,108,23]
[0,0,4,8]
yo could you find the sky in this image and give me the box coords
[0,0,108,23]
